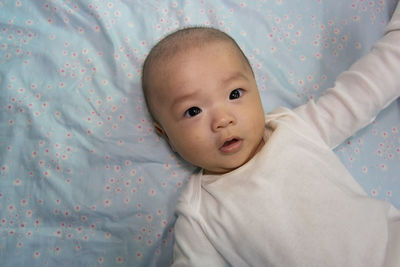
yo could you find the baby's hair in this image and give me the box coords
[141,26,253,122]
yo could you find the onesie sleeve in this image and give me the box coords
[294,3,400,149]
[172,212,229,267]
[172,175,229,267]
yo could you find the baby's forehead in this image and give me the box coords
[156,41,243,82]
[159,38,235,62]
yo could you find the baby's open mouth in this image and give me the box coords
[223,139,238,147]
[220,138,243,154]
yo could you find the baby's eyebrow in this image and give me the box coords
[171,90,199,109]
[222,71,249,84]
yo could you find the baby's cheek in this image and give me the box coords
[182,141,210,165]
[173,136,199,158]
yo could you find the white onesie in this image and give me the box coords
[172,3,400,267]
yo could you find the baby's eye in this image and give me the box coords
[229,88,244,100]
[184,106,202,117]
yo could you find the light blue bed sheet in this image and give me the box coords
[0,0,399,266]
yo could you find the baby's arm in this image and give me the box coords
[295,3,400,149]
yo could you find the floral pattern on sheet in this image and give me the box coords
[0,0,399,266]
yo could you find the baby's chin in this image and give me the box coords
[202,160,247,175]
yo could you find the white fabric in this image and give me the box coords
[172,4,400,267]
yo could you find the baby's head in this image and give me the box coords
[142,27,265,174]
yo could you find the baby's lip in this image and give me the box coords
[219,137,243,154]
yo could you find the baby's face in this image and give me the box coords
[151,41,266,174]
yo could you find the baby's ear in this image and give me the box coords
[154,122,176,152]
[153,122,166,137]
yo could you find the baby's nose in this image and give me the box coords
[212,109,235,131]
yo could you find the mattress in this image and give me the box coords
[0,0,399,266]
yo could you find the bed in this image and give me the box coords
[1,0,399,266]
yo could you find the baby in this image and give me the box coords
[142,3,400,267]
